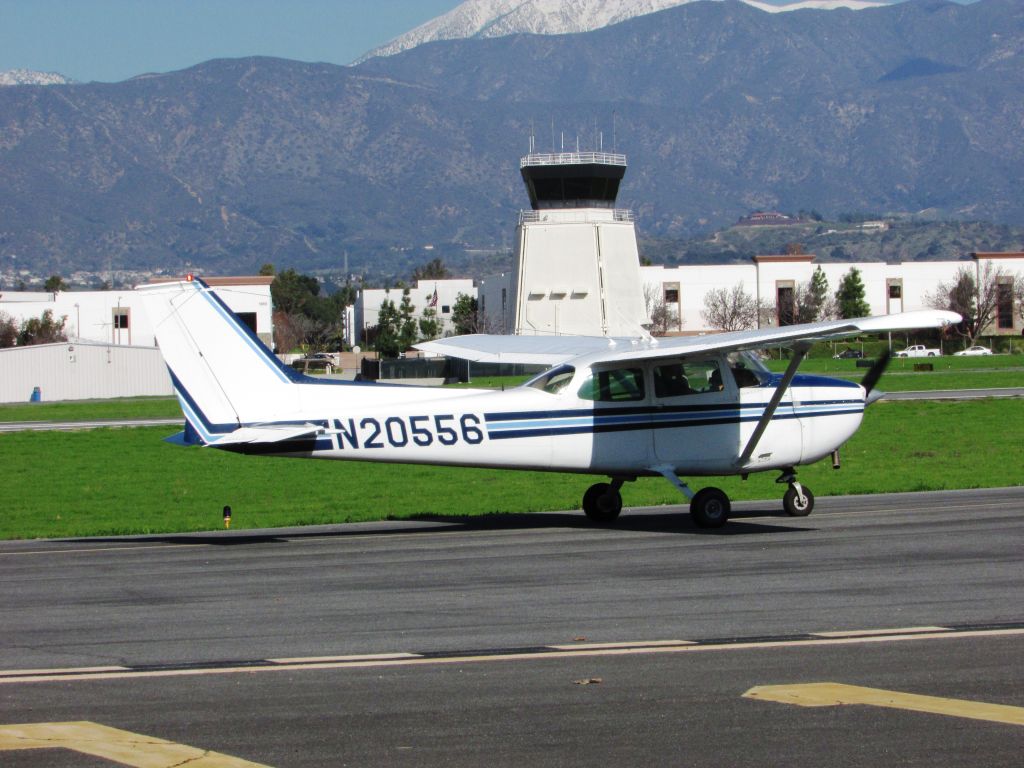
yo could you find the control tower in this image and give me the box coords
[508,151,648,337]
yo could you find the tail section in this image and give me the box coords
[137,279,299,442]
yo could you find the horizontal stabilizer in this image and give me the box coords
[211,424,322,446]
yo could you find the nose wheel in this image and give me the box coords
[778,470,814,517]
[782,484,814,516]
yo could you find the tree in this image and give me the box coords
[1015,274,1024,327]
[642,283,679,336]
[927,261,1009,345]
[835,268,870,319]
[701,283,760,331]
[397,288,418,351]
[44,274,68,293]
[411,258,450,283]
[451,293,479,335]
[269,268,353,352]
[796,266,832,324]
[418,308,441,341]
[0,311,17,348]
[18,310,67,345]
[372,298,401,358]
[271,268,320,315]
[258,263,276,277]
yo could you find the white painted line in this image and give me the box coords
[0,666,129,676]
[268,652,421,664]
[4,627,1022,686]
[812,626,949,638]
[547,640,695,650]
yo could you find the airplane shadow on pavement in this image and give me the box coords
[70,507,814,547]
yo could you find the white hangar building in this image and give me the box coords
[0,276,274,403]
[0,275,274,348]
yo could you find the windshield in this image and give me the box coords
[524,364,576,394]
[726,351,771,387]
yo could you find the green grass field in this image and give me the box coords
[2,398,1021,540]
[0,397,182,422]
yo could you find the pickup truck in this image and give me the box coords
[896,345,940,358]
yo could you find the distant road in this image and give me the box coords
[882,387,1024,401]
[0,418,182,433]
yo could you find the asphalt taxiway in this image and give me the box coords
[1,487,1022,766]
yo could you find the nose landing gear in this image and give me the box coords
[778,469,814,517]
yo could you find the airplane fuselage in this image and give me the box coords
[207,365,865,478]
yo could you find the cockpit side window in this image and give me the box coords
[525,364,576,394]
[578,367,646,402]
[654,359,723,397]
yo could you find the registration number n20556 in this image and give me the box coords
[332,414,484,450]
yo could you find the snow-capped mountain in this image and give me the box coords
[357,0,891,61]
[0,69,74,86]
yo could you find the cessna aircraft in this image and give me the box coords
[138,278,959,528]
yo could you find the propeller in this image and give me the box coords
[860,349,891,404]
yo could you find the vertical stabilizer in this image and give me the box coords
[137,279,297,442]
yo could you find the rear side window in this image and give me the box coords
[578,368,646,402]
[654,359,723,397]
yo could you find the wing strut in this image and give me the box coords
[736,343,810,468]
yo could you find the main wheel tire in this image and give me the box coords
[689,487,730,528]
[783,485,815,517]
[582,482,622,523]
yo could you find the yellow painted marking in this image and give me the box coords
[812,626,949,638]
[3,627,1023,686]
[0,721,273,766]
[745,683,1024,727]
[268,652,420,664]
[548,640,695,650]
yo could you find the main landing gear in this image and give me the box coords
[581,468,816,528]
[582,479,624,523]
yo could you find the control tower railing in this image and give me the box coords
[520,152,627,168]
[519,209,634,225]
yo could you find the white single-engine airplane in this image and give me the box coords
[138,278,960,528]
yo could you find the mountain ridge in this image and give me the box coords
[357,0,893,62]
[0,0,1019,280]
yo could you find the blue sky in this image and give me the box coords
[0,0,459,82]
[0,0,977,84]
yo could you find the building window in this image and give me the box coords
[112,307,131,344]
[441,305,450,314]
[776,283,795,326]
[997,280,1014,329]
[236,312,258,334]
[889,283,902,299]
[663,284,679,304]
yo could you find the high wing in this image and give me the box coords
[415,310,962,366]
[414,333,642,365]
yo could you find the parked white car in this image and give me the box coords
[954,345,992,356]
[896,344,941,358]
